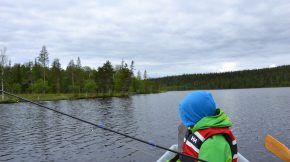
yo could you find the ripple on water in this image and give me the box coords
[0,88,289,161]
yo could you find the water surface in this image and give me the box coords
[0,88,289,161]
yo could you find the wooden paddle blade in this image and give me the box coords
[264,134,290,162]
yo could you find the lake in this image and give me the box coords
[0,88,290,161]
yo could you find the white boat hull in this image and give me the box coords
[156,144,249,162]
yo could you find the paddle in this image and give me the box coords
[264,134,290,162]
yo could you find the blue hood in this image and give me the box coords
[179,91,216,127]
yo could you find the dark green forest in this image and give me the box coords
[0,46,157,96]
[1,46,290,98]
[151,65,290,91]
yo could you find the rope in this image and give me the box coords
[1,90,207,162]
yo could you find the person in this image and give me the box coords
[171,91,238,162]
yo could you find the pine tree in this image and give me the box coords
[130,60,135,74]
[0,47,7,100]
[76,57,81,68]
[144,70,147,80]
[67,60,76,93]
[51,59,62,93]
[98,61,114,94]
[38,46,49,94]
[113,60,132,95]
[75,57,82,94]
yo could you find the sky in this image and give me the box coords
[1,0,290,78]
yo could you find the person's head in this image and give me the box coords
[179,91,216,127]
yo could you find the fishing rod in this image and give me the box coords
[1,90,207,162]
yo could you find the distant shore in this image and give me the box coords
[0,93,140,104]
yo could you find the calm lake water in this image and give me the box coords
[0,88,290,162]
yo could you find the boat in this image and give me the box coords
[156,144,249,162]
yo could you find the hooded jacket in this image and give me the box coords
[177,91,235,162]
[187,108,234,162]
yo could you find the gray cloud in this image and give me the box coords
[0,0,290,77]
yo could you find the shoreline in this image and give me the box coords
[0,93,132,104]
[0,92,162,104]
[2,86,289,104]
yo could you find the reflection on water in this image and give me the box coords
[0,88,290,161]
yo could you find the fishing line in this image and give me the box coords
[1,90,207,162]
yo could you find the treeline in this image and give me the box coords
[151,65,290,91]
[0,46,158,95]
[1,46,290,96]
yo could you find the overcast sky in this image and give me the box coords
[1,0,290,77]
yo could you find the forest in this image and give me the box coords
[1,46,290,101]
[0,46,158,98]
[151,65,290,91]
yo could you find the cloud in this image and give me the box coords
[219,62,238,72]
[0,0,290,77]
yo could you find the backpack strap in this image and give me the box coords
[223,134,238,161]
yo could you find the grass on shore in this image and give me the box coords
[0,92,129,104]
